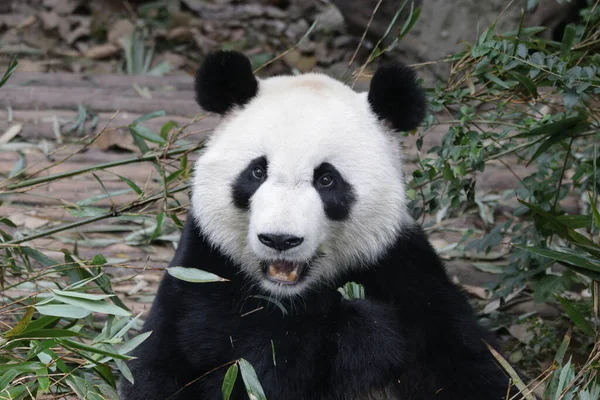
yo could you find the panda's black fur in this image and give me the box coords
[119,51,515,400]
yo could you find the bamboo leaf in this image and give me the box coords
[0,217,16,228]
[513,244,600,274]
[149,212,166,242]
[35,304,92,319]
[51,292,130,317]
[399,3,421,39]
[132,110,166,125]
[589,192,600,230]
[129,124,167,145]
[515,116,587,138]
[57,338,133,360]
[0,369,20,391]
[167,266,229,283]
[118,331,152,355]
[239,359,267,400]
[160,120,178,140]
[560,24,577,57]
[222,363,239,400]
[116,174,143,196]
[21,247,59,267]
[0,56,18,89]
[508,71,539,98]
[10,328,84,339]
[486,343,534,399]
[52,289,115,301]
[36,367,50,393]
[517,199,594,245]
[557,296,595,336]
[3,307,35,338]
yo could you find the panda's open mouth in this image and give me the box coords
[264,261,305,285]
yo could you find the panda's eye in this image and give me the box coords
[317,174,334,188]
[252,166,266,180]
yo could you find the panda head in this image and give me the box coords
[192,50,426,297]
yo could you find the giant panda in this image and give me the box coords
[119,50,515,400]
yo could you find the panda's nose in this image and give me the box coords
[258,234,304,251]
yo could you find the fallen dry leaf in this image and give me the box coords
[43,0,81,15]
[167,26,194,41]
[0,123,23,145]
[10,214,50,230]
[507,322,535,344]
[16,15,36,30]
[108,19,135,44]
[84,43,120,59]
[39,11,60,30]
[93,128,137,152]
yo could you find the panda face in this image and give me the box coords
[191,51,426,297]
[192,74,412,297]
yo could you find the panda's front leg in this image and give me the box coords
[325,298,404,400]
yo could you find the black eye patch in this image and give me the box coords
[232,156,268,210]
[313,163,355,221]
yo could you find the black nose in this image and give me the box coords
[258,234,304,251]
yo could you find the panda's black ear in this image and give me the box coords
[367,62,426,132]
[195,50,259,114]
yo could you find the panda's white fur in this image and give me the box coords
[191,73,411,297]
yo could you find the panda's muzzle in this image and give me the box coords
[265,261,304,285]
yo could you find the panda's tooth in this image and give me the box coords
[267,262,301,283]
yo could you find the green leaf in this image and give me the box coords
[76,188,132,207]
[67,206,108,218]
[486,344,534,399]
[555,215,592,229]
[484,73,512,89]
[36,368,50,393]
[560,24,577,57]
[167,266,229,283]
[35,304,92,319]
[0,362,46,375]
[10,329,84,339]
[149,212,166,242]
[518,199,594,245]
[19,316,59,335]
[9,151,26,178]
[526,121,587,165]
[51,292,130,317]
[557,296,595,336]
[515,116,587,138]
[116,174,143,195]
[57,338,133,360]
[129,124,167,144]
[92,254,107,265]
[118,331,152,355]
[589,193,600,230]
[238,359,267,400]
[132,110,166,125]
[52,289,115,301]
[0,369,19,391]
[160,120,179,140]
[21,247,58,267]
[539,332,571,400]
[399,2,421,39]
[513,244,600,274]
[129,125,150,153]
[0,217,17,228]
[508,71,538,98]
[222,363,239,400]
[3,306,35,338]
[0,56,18,89]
